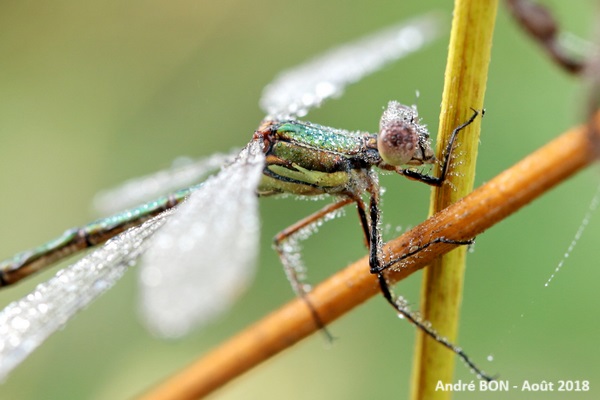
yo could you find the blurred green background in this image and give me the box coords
[1,1,598,399]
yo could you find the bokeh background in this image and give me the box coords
[1,1,598,399]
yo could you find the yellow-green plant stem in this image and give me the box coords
[411,1,498,399]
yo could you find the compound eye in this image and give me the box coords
[377,120,418,166]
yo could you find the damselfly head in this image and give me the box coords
[377,101,435,167]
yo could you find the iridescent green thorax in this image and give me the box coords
[254,120,380,197]
[274,121,370,155]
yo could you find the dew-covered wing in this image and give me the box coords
[260,13,442,119]
[0,209,172,380]
[139,140,264,338]
[93,150,239,215]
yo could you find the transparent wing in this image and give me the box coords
[139,140,264,338]
[93,150,239,215]
[260,13,443,119]
[0,209,173,380]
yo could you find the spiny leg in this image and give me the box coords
[401,109,480,186]
[372,109,481,276]
[375,272,493,380]
[273,197,355,339]
[375,237,475,273]
[372,109,480,272]
[363,181,491,380]
[363,134,492,380]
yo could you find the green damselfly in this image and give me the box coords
[0,14,489,381]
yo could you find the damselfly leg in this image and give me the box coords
[368,109,491,380]
[273,108,490,379]
[273,198,355,339]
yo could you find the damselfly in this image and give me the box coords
[0,14,488,381]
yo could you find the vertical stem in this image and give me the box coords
[410,1,498,399]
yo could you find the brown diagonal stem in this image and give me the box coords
[139,113,600,400]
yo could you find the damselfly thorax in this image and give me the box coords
[255,104,436,198]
